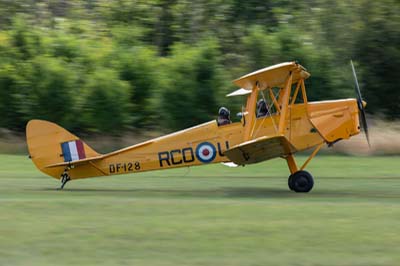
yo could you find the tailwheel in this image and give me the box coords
[288,170,314,193]
[59,169,71,190]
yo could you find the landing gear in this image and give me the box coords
[288,170,314,193]
[59,168,71,189]
[285,146,322,193]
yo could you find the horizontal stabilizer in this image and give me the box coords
[45,155,104,168]
[224,135,297,165]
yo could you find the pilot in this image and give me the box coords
[256,99,269,118]
[217,107,231,126]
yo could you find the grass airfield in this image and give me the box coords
[1,154,400,266]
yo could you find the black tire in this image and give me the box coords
[288,174,295,191]
[290,170,314,193]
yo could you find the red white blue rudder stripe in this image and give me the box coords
[61,140,86,162]
[195,142,216,163]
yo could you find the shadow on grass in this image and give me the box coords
[35,186,400,200]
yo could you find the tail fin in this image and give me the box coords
[26,120,101,179]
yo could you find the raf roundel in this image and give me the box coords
[195,142,217,163]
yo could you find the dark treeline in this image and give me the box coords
[0,0,398,134]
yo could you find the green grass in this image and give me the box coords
[1,154,400,266]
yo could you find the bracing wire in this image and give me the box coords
[265,88,279,133]
[252,89,278,138]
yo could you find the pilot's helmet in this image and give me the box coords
[219,107,230,118]
[257,99,267,112]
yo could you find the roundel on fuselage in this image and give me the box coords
[195,142,217,163]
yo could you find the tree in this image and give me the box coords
[22,56,77,128]
[0,64,24,130]
[115,46,161,128]
[81,68,131,133]
[356,0,400,118]
[162,40,225,130]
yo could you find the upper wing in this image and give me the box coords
[233,62,310,90]
[224,135,297,165]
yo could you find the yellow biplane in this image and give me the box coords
[26,61,369,192]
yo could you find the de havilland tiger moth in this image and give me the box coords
[26,61,369,192]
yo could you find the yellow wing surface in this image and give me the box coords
[233,61,310,90]
[224,135,297,165]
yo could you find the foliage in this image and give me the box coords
[0,63,22,130]
[0,0,399,134]
[355,0,400,118]
[162,40,226,130]
[114,46,161,127]
[81,68,131,133]
[24,56,78,128]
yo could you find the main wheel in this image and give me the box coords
[288,174,295,191]
[288,170,314,193]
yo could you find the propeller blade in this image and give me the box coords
[350,60,370,147]
[359,107,371,147]
[350,60,363,109]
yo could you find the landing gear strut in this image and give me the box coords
[288,170,314,193]
[59,168,71,189]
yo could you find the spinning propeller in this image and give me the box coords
[350,60,370,147]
